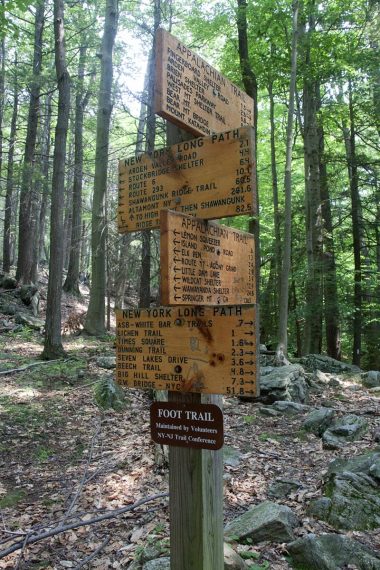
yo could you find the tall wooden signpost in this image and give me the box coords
[116,29,258,569]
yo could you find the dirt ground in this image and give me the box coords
[0,314,379,569]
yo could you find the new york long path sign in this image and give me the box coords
[160,210,256,306]
[116,305,258,396]
[154,28,254,136]
[118,126,255,232]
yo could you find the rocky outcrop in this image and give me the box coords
[299,354,360,374]
[259,365,308,403]
[308,450,380,530]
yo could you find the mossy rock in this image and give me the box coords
[288,533,380,570]
[308,450,380,530]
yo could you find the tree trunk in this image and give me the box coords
[260,77,281,347]
[342,79,362,366]
[16,0,45,284]
[139,3,161,308]
[0,17,5,184]
[302,6,323,355]
[236,0,260,346]
[3,57,19,273]
[41,0,71,360]
[63,46,88,295]
[276,0,299,359]
[37,93,53,267]
[63,136,74,270]
[84,0,118,336]
[318,91,341,360]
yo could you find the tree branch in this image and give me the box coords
[0,493,169,559]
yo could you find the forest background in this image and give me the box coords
[0,0,379,369]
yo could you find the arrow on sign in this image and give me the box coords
[173,267,181,273]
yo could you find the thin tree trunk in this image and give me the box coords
[276,0,299,359]
[236,0,260,352]
[16,0,45,284]
[115,49,151,310]
[0,12,5,184]
[63,136,74,270]
[84,0,118,335]
[139,3,161,308]
[3,57,19,273]
[269,78,281,294]
[37,93,53,267]
[63,46,89,295]
[343,79,362,366]
[41,0,71,359]
[318,92,341,360]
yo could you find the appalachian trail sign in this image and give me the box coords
[154,28,254,136]
[160,209,256,306]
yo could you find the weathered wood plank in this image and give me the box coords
[118,126,255,232]
[160,209,256,306]
[116,305,258,396]
[154,28,254,137]
[168,392,224,570]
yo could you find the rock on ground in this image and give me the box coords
[309,450,380,530]
[288,533,380,570]
[224,501,300,544]
[95,356,116,369]
[15,312,44,330]
[260,364,308,403]
[303,407,335,436]
[299,354,361,374]
[322,414,368,449]
[362,371,380,388]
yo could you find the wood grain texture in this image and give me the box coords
[168,392,224,570]
[118,126,256,233]
[116,305,258,396]
[154,28,254,137]
[160,209,256,306]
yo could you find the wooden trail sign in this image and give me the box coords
[160,209,256,306]
[116,305,258,396]
[150,401,224,450]
[154,28,254,136]
[118,126,255,233]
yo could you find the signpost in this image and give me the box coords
[118,126,255,232]
[154,28,254,137]
[160,209,256,306]
[116,305,257,396]
[116,28,258,570]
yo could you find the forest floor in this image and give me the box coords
[0,294,379,569]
